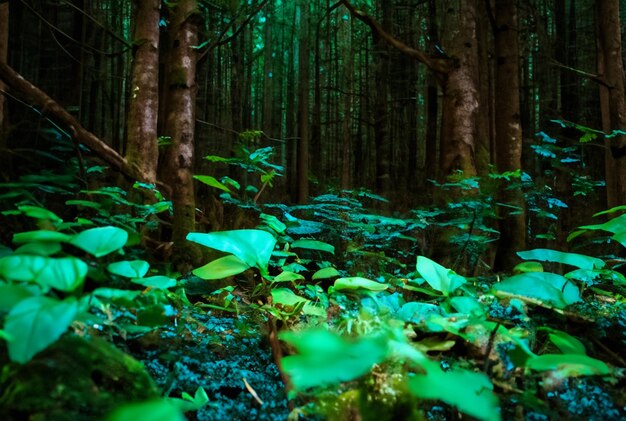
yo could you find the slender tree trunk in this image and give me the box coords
[424,0,439,183]
[493,0,526,270]
[439,0,479,179]
[597,0,626,207]
[0,1,8,142]
[296,0,310,204]
[340,14,353,190]
[160,0,202,272]
[125,0,160,184]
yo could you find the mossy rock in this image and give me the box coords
[0,334,159,420]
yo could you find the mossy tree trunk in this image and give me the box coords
[160,0,202,272]
[125,0,160,185]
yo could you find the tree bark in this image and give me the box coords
[0,61,137,180]
[439,0,479,178]
[493,0,526,270]
[125,0,160,185]
[0,1,8,139]
[160,0,202,272]
[597,0,626,207]
[296,0,310,204]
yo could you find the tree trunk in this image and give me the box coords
[0,1,8,142]
[296,0,310,204]
[597,0,626,207]
[159,0,202,272]
[493,0,526,270]
[439,0,479,179]
[340,13,353,190]
[125,0,160,184]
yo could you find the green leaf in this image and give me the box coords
[291,239,335,254]
[312,267,340,280]
[493,272,581,309]
[280,329,389,392]
[105,399,185,421]
[107,260,150,278]
[193,175,231,193]
[92,288,141,306]
[541,328,586,355]
[187,230,276,274]
[513,261,544,274]
[5,296,79,363]
[526,354,610,376]
[14,241,62,256]
[272,271,305,282]
[192,255,251,280]
[416,256,466,295]
[0,284,40,312]
[70,226,128,257]
[517,249,605,270]
[332,277,388,292]
[271,288,325,316]
[13,230,72,244]
[408,367,500,421]
[18,205,62,223]
[260,213,287,233]
[132,276,177,290]
[0,255,87,292]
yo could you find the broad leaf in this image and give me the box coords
[271,288,325,317]
[105,399,185,421]
[70,226,128,257]
[15,241,62,256]
[493,272,580,309]
[408,366,500,421]
[193,175,231,193]
[5,296,79,363]
[192,255,250,280]
[280,329,389,392]
[332,277,388,292]
[312,267,340,280]
[291,239,335,254]
[526,354,610,376]
[13,230,72,244]
[0,255,87,292]
[107,260,150,278]
[517,249,604,270]
[0,284,40,312]
[272,271,305,282]
[187,230,276,275]
[18,205,62,223]
[541,328,586,355]
[416,256,466,295]
[132,276,177,290]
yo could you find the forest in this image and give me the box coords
[0,0,624,419]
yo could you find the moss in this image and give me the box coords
[0,334,159,420]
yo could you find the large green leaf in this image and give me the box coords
[107,260,150,278]
[493,272,580,309]
[0,284,40,312]
[192,255,250,280]
[15,241,62,256]
[280,329,389,392]
[105,399,184,421]
[0,255,87,292]
[187,230,276,274]
[541,328,586,355]
[193,175,231,193]
[517,249,605,270]
[70,226,128,257]
[312,267,340,280]
[408,366,500,421]
[291,239,335,254]
[416,256,466,295]
[332,277,389,292]
[13,230,72,244]
[5,296,79,363]
[18,205,62,223]
[132,276,177,290]
[272,271,305,283]
[271,288,325,317]
[526,354,610,376]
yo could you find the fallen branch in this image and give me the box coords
[0,61,139,180]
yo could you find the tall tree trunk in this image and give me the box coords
[373,0,392,195]
[125,0,160,184]
[439,0,479,178]
[296,0,310,204]
[340,14,353,190]
[424,0,439,183]
[160,0,202,272]
[597,0,626,207]
[493,0,526,270]
[0,0,8,142]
